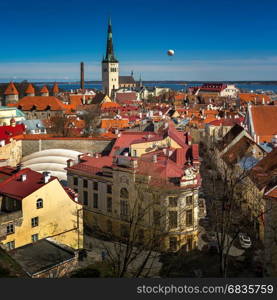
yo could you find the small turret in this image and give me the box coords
[52,82,59,96]
[4,82,19,104]
[40,85,49,97]
[25,83,35,97]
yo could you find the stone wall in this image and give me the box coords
[0,140,22,167]
[22,138,113,157]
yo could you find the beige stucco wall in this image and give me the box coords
[0,108,24,125]
[0,140,22,167]
[68,166,199,252]
[102,62,119,97]
[130,137,181,157]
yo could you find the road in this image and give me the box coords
[198,150,245,257]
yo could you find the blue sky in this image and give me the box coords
[1,0,277,81]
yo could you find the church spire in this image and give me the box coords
[103,17,118,63]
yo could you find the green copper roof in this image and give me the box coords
[102,18,118,63]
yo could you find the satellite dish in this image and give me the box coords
[167,49,175,56]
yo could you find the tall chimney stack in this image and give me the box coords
[80,62,84,90]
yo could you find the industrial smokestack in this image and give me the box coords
[80,62,84,90]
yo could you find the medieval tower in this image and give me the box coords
[102,18,119,97]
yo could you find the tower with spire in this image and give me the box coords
[102,18,119,98]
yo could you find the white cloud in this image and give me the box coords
[1,56,277,81]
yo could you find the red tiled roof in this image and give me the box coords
[0,168,57,200]
[240,93,271,104]
[67,155,113,175]
[40,85,49,93]
[109,132,151,156]
[167,121,186,147]
[250,147,277,190]
[101,119,129,129]
[52,83,59,93]
[251,106,277,142]
[101,102,121,110]
[25,83,35,94]
[0,124,25,144]
[13,96,66,111]
[208,117,244,126]
[4,82,19,95]
[115,92,137,103]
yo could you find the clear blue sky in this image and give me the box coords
[1,0,277,81]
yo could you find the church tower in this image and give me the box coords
[102,18,119,98]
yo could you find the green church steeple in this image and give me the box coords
[103,17,118,63]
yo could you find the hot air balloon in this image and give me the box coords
[167,49,175,56]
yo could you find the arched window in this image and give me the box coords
[120,188,129,199]
[36,198,43,209]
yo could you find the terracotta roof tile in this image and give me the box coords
[52,83,59,93]
[14,96,66,111]
[40,85,49,93]
[4,82,19,95]
[0,168,57,200]
[251,105,277,142]
[0,124,25,144]
[25,83,35,94]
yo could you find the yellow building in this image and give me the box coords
[0,167,83,251]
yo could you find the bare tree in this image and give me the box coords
[48,115,71,137]
[81,105,101,137]
[85,174,195,278]
[204,147,271,277]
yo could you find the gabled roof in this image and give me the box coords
[250,147,277,190]
[4,82,19,95]
[119,76,136,84]
[115,92,137,103]
[92,93,111,105]
[217,124,245,151]
[250,105,277,142]
[0,167,57,200]
[221,135,260,166]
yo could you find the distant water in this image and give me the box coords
[39,82,277,93]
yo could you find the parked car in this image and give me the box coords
[239,233,252,249]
